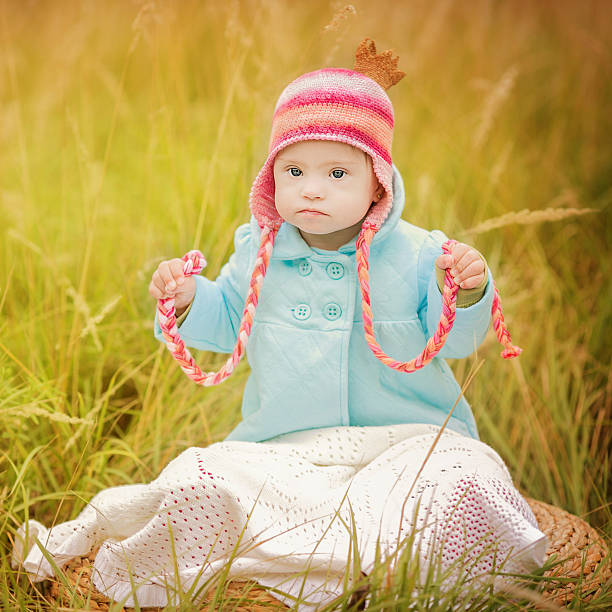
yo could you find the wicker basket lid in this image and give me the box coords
[43,499,610,610]
[525,497,611,605]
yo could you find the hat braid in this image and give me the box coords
[491,286,522,359]
[356,223,521,372]
[157,225,278,385]
[160,224,520,384]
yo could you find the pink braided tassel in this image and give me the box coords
[356,226,521,374]
[157,226,277,386]
[491,285,522,358]
[160,226,520,385]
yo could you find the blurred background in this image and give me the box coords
[1,0,610,591]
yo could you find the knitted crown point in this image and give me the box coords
[353,38,406,90]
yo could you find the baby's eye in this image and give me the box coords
[331,169,346,179]
[289,167,302,177]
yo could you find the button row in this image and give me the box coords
[292,303,343,321]
[297,260,345,280]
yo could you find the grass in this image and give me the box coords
[1,0,611,609]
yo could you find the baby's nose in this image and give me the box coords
[300,180,324,199]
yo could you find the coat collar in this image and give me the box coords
[249,165,405,260]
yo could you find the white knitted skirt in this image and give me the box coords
[13,424,547,610]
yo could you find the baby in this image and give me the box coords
[149,42,492,443]
[14,40,546,610]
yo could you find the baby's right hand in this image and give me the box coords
[149,259,196,314]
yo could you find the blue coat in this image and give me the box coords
[154,166,494,442]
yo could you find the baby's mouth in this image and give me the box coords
[298,209,328,216]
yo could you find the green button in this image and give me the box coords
[292,304,311,320]
[323,303,342,320]
[326,262,345,279]
[298,261,312,276]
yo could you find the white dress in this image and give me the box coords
[12,424,547,610]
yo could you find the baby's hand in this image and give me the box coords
[435,242,485,289]
[149,259,196,313]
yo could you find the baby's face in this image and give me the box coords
[273,140,381,249]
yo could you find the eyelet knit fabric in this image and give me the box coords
[13,424,547,610]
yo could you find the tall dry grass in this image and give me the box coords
[1,0,610,609]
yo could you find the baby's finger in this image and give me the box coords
[157,260,178,291]
[154,273,170,296]
[435,254,453,269]
[148,279,165,299]
[458,275,484,290]
[169,259,186,285]
[450,244,477,272]
[453,259,485,286]
[449,242,470,263]
[150,273,170,298]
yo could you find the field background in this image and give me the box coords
[1,0,610,609]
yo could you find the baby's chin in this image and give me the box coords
[290,216,363,233]
[292,221,347,236]
[295,225,339,235]
[297,221,364,248]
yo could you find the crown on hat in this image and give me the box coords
[353,38,406,90]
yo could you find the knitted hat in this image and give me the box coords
[249,39,405,231]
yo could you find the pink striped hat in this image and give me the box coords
[249,62,400,230]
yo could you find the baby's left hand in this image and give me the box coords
[435,242,485,289]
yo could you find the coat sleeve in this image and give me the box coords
[153,222,253,354]
[416,230,494,359]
